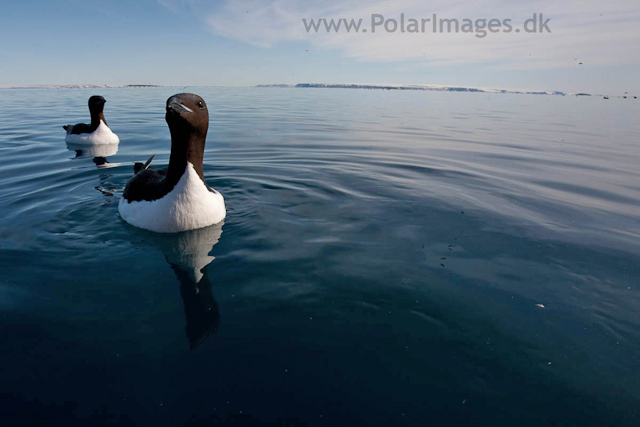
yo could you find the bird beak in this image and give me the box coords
[167,98,193,114]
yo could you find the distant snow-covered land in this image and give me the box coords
[0,84,161,89]
[0,84,113,89]
[8,83,633,97]
[282,83,567,96]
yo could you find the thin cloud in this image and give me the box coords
[200,0,640,70]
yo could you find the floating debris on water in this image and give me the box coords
[95,186,114,196]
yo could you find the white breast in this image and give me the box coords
[65,121,120,145]
[118,162,226,233]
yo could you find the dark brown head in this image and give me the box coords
[165,93,209,138]
[165,93,210,183]
[88,95,106,114]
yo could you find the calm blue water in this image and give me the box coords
[1,87,639,425]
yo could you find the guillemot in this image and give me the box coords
[63,96,120,145]
[118,93,226,233]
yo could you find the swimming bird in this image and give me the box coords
[63,95,120,145]
[118,93,226,233]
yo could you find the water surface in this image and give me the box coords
[1,87,639,425]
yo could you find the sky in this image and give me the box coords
[0,0,638,94]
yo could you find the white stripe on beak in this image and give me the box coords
[179,103,193,113]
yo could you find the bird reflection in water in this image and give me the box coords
[147,223,224,349]
[173,264,220,349]
[66,141,121,195]
[66,141,120,168]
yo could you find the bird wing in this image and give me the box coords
[63,123,92,135]
[122,167,167,202]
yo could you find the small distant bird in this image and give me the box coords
[63,96,119,145]
[118,93,226,233]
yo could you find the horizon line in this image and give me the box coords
[0,82,629,97]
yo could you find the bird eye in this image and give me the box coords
[197,101,204,109]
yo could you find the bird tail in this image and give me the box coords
[134,154,156,174]
[63,125,72,134]
[143,154,155,169]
